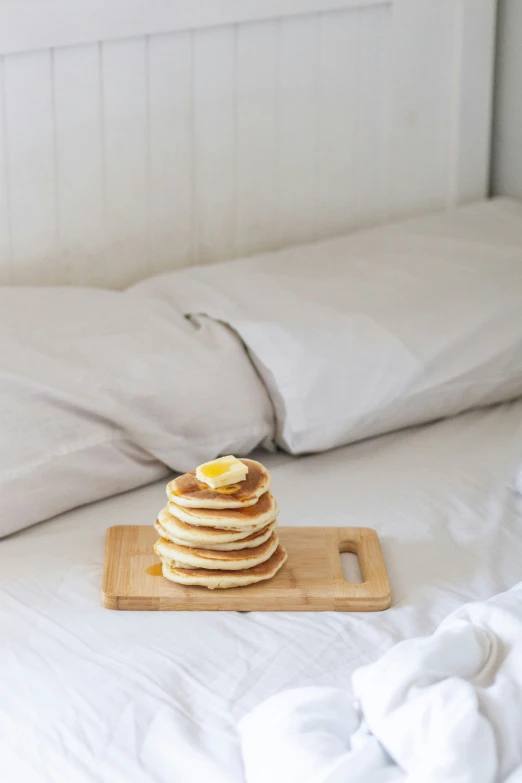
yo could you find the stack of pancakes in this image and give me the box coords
[154,459,287,589]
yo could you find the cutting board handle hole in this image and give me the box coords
[340,551,362,584]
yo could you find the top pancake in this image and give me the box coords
[167,459,270,509]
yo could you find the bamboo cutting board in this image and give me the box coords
[102,525,391,612]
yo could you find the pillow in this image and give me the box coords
[0,287,273,537]
[132,198,522,454]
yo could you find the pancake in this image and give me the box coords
[154,517,276,551]
[167,492,278,530]
[154,532,279,571]
[167,459,270,509]
[161,544,288,588]
[157,507,266,544]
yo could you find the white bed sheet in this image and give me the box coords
[2,400,522,782]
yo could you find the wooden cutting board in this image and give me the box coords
[102,525,391,612]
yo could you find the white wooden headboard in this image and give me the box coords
[0,0,496,287]
[492,0,522,198]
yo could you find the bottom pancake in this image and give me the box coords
[161,544,288,589]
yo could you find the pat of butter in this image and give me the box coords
[196,456,248,489]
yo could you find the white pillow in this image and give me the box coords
[133,198,522,454]
[0,287,273,537]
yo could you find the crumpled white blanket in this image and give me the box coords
[239,582,522,783]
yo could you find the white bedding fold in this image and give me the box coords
[133,199,522,455]
[239,582,522,783]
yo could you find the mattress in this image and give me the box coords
[2,399,522,782]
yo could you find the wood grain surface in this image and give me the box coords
[102,525,391,612]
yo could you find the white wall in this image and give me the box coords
[492,0,522,198]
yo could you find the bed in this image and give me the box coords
[2,396,522,781]
[0,2,516,775]
[1,194,522,781]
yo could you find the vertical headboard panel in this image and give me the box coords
[0,0,496,287]
[492,0,522,198]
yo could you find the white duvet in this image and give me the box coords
[2,399,522,782]
[240,583,522,783]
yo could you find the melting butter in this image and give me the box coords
[199,458,236,479]
[196,456,248,489]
